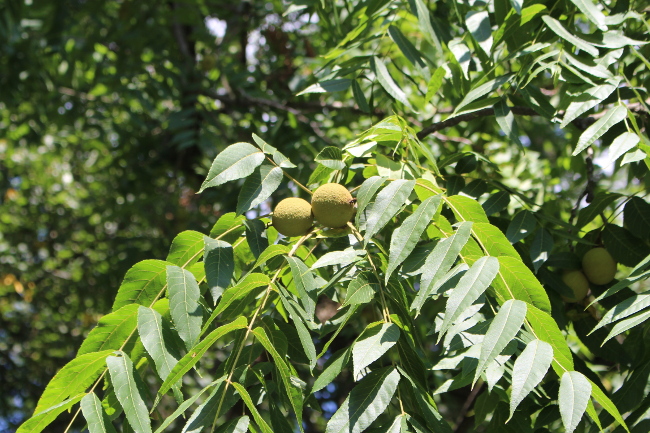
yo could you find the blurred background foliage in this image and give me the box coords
[1,0,649,431]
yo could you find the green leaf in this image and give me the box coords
[603,309,650,345]
[466,10,493,55]
[286,256,318,318]
[209,273,269,323]
[316,146,346,170]
[297,79,352,95]
[372,57,412,109]
[253,327,304,428]
[352,80,370,113]
[411,222,472,313]
[510,0,523,14]
[493,256,552,313]
[312,249,364,269]
[603,224,650,267]
[342,272,378,307]
[106,353,152,433]
[386,195,441,282]
[312,347,352,394]
[253,244,291,269]
[606,132,640,167]
[590,254,650,305]
[426,67,446,101]
[182,380,240,433]
[412,0,441,50]
[78,304,139,356]
[453,75,513,115]
[560,81,619,128]
[388,25,425,67]
[231,382,273,433]
[209,212,246,241]
[592,293,650,334]
[439,256,500,338]
[244,219,268,259]
[621,149,647,165]
[509,340,553,421]
[153,379,224,433]
[475,300,527,386]
[325,367,400,433]
[112,260,170,312]
[568,0,607,30]
[167,230,204,267]
[353,323,400,380]
[17,393,86,433]
[356,176,387,226]
[81,393,118,433]
[506,210,536,244]
[214,417,250,433]
[530,229,553,273]
[444,195,490,224]
[236,164,283,215]
[167,265,203,351]
[559,371,591,433]
[137,307,182,381]
[576,193,622,229]
[482,190,511,216]
[541,16,599,57]
[204,237,234,305]
[279,296,317,369]
[624,197,650,239]
[526,305,574,373]
[200,142,265,192]
[364,179,416,244]
[159,316,247,396]
[494,100,524,150]
[589,382,630,433]
[472,223,520,258]
[34,350,113,414]
[573,106,628,155]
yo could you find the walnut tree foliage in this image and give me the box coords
[14,0,650,432]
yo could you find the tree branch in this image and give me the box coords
[416,106,540,140]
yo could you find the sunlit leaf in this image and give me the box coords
[158,316,247,396]
[112,260,170,312]
[137,306,182,381]
[35,350,113,414]
[325,367,400,433]
[200,142,265,192]
[559,371,591,433]
[573,106,628,155]
[439,256,499,338]
[78,305,139,356]
[364,179,416,243]
[386,195,441,282]
[372,57,413,109]
[509,340,553,420]
[353,323,400,380]
[106,353,152,433]
[81,393,118,433]
[411,222,472,313]
[167,265,203,351]
[167,230,204,267]
[475,300,527,385]
[236,164,283,215]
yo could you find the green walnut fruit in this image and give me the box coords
[311,183,355,229]
[582,247,617,285]
[561,269,590,303]
[271,197,313,237]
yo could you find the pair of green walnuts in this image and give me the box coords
[562,247,618,303]
[271,183,355,237]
